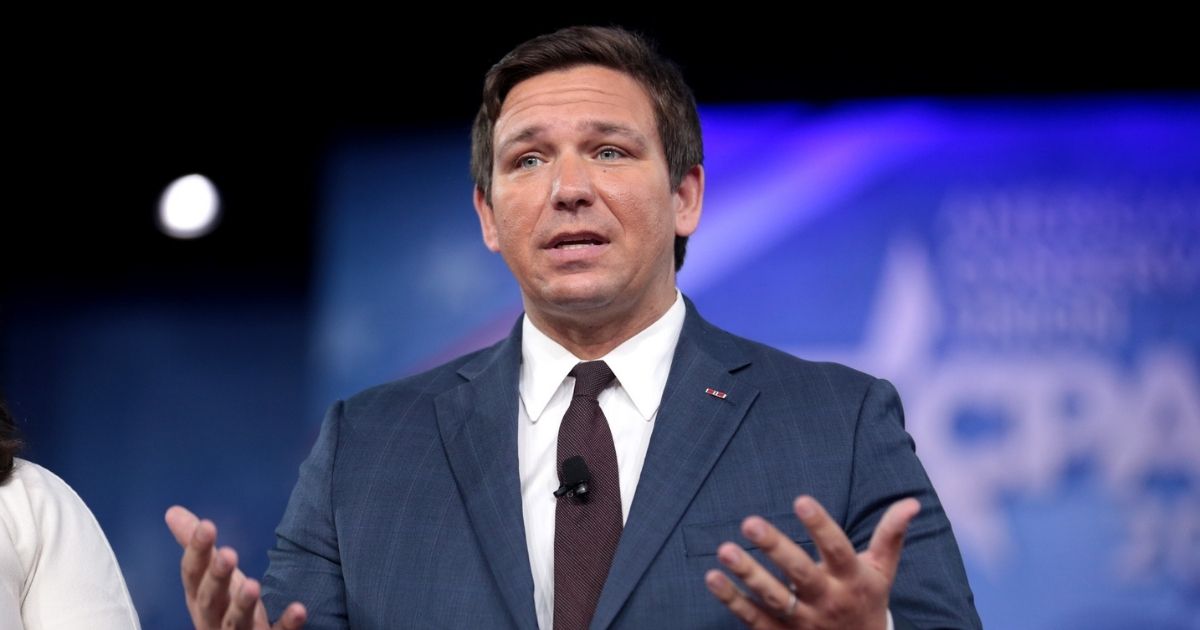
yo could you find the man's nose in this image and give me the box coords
[551,154,595,211]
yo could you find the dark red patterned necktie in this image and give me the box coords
[553,361,622,630]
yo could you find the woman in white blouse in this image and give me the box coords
[0,402,141,629]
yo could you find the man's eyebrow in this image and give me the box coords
[496,126,545,158]
[583,121,648,150]
[495,120,650,157]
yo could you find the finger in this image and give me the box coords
[865,497,921,582]
[180,518,217,598]
[794,496,858,578]
[165,505,199,547]
[741,515,827,602]
[222,577,261,630]
[195,546,238,627]
[715,541,797,618]
[704,569,786,630]
[272,602,308,630]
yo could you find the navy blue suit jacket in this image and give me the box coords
[263,298,981,629]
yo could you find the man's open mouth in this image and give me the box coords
[548,233,608,249]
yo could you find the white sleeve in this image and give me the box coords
[0,459,141,630]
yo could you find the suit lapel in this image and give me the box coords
[435,323,539,630]
[592,300,758,630]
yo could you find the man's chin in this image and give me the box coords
[526,280,624,315]
[539,290,616,313]
[526,275,674,322]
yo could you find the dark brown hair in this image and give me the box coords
[1,401,21,484]
[470,26,704,272]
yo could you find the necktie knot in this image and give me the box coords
[569,361,616,399]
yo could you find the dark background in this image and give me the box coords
[6,15,1195,297]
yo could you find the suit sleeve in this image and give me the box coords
[262,401,350,629]
[845,378,982,630]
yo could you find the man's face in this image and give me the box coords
[474,65,703,326]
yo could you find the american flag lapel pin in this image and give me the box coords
[705,387,728,400]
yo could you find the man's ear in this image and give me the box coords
[673,164,704,238]
[473,186,501,253]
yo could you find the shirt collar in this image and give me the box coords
[520,290,686,423]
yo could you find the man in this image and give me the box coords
[166,26,981,629]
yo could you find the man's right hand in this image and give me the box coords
[165,505,307,630]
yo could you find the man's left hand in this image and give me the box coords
[705,495,920,630]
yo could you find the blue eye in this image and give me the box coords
[597,148,622,160]
[518,155,543,169]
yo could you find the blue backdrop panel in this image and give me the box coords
[315,99,1200,629]
[3,97,1195,628]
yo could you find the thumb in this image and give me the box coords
[269,602,308,630]
[165,505,199,547]
[865,497,920,583]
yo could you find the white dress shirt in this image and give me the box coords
[519,291,685,630]
[516,291,894,630]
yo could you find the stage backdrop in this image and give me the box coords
[3,97,1196,628]
[314,99,1200,629]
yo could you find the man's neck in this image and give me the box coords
[524,288,679,360]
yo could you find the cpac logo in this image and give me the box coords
[791,239,1200,585]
